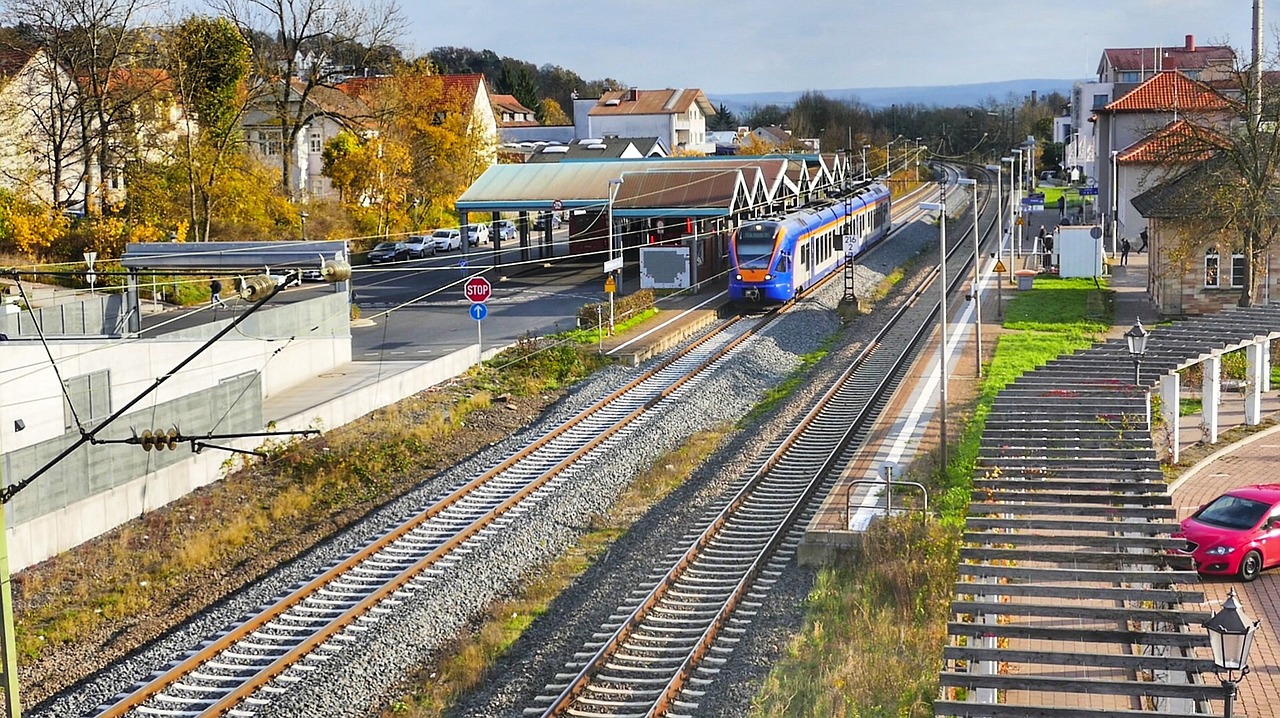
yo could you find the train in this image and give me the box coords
[728,181,892,305]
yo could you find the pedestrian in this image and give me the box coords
[1120,237,1131,266]
[1057,195,1066,217]
[1138,228,1149,254]
[209,277,225,307]
[1037,225,1047,251]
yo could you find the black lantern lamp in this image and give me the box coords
[1203,589,1260,718]
[1124,318,1149,385]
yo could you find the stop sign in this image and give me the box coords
[464,276,492,303]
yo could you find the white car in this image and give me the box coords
[495,220,516,241]
[463,223,490,246]
[431,228,462,252]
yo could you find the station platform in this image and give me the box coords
[593,273,730,367]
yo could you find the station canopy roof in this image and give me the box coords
[121,240,349,270]
[456,156,817,217]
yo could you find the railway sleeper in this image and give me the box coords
[612,652,688,665]
[600,662,676,674]
[617,643,696,655]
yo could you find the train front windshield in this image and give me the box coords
[736,225,777,270]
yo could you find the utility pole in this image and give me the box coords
[0,447,19,718]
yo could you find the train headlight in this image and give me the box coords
[735,274,742,280]
[765,274,773,281]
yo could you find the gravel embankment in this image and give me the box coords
[37,218,940,718]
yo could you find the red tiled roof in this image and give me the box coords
[1104,71,1237,112]
[1117,119,1223,164]
[589,88,714,117]
[491,93,532,114]
[1104,44,1235,73]
[337,73,485,108]
[0,48,34,79]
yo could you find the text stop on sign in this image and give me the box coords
[464,276,491,303]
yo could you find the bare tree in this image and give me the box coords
[207,0,404,198]
[5,0,160,215]
[0,45,88,209]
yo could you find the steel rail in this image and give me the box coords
[532,166,996,717]
[92,311,778,718]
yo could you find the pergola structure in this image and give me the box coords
[938,305,1280,718]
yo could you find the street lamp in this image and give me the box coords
[1110,149,1121,258]
[1124,318,1149,385]
[1012,148,1024,258]
[861,144,870,181]
[300,211,308,241]
[958,178,981,377]
[607,177,624,332]
[919,192,950,471]
[1204,589,1260,718]
[985,163,1007,318]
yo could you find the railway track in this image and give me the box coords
[526,167,996,717]
[89,312,789,718]
[86,170,989,718]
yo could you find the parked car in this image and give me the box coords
[533,213,562,230]
[300,267,325,282]
[404,235,437,258]
[1176,483,1280,581]
[462,223,490,246]
[368,241,410,263]
[495,220,516,241]
[431,228,462,252]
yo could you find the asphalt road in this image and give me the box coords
[350,228,610,360]
[133,227,617,359]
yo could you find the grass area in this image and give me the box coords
[1181,397,1203,416]
[559,306,660,345]
[750,277,1114,717]
[14,337,611,664]
[382,426,733,717]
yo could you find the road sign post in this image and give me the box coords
[465,277,491,353]
[84,251,97,295]
[605,274,617,333]
[468,301,487,353]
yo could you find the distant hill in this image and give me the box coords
[709,79,1080,113]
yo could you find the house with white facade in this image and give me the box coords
[243,81,372,200]
[0,47,91,210]
[1069,35,1236,186]
[1093,70,1236,244]
[573,88,716,154]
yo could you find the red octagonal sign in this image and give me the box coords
[464,276,492,303]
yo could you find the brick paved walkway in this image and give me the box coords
[1172,425,1280,718]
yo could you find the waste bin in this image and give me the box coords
[1014,269,1036,291]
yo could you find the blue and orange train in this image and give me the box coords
[728,182,892,305]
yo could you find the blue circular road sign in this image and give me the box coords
[469,303,488,321]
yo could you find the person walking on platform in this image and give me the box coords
[209,277,226,308]
[1138,228,1149,253]
[1120,237,1131,266]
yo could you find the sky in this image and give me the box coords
[403,0,1260,94]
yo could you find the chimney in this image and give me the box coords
[627,87,639,102]
[1186,34,1195,52]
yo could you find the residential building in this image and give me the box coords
[491,93,538,127]
[573,88,716,154]
[527,136,667,163]
[1131,160,1280,316]
[1071,36,1237,185]
[243,80,372,200]
[0,47,90,209]
[1092,70,1236,244]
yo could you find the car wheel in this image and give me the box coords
[1239,549,1263,581]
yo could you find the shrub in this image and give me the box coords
[576,288,656,329]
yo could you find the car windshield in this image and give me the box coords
[735,224,777,270]
[432,230,453,238]
[373,243,395,250]
[1194,494,1271,530]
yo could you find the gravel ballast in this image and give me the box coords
[37,217,940,718]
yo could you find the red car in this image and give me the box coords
[1177,483,1280,581]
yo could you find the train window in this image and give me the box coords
[777,253,790,272]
